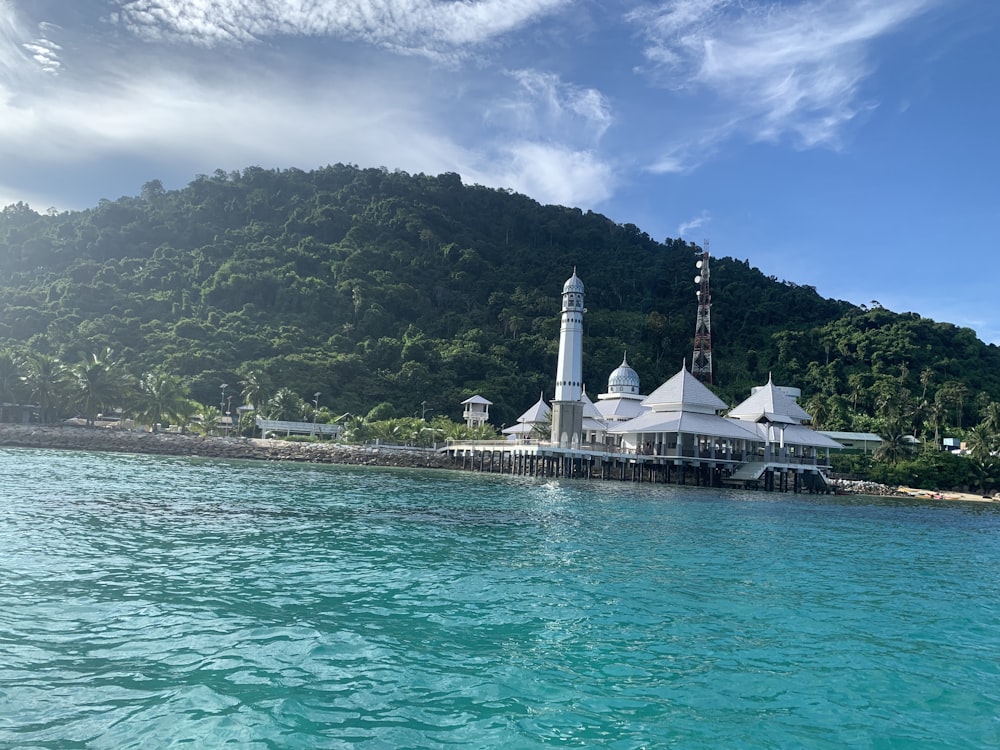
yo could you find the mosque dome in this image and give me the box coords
[562,270,584,295]
[607,354,640,395]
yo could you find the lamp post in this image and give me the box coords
[219,383,228,436]
[313,392,320,438]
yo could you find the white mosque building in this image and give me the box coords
[475,269,842,490]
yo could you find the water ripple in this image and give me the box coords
[2,448,1000,748]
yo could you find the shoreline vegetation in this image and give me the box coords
[2,423,997,503]
[0,423,452,470]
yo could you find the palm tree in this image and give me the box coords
[240,369,267,413]
[132,371,192,430]
[981,402,1000,436]
[266,387,304,421]
[341,414,374,444]
[193,404,222,436]
[20,352,67,423]
[70,348,126,425]
[874,430,916,465]
[804,394,827,430]
[965,424,999,464]
[964,425,999,496]
[0,349,23,406]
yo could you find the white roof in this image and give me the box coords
[642,368,728,414]
[461,394,493,406]
[595,397,649,421]
[581,390,604,420]
[609,411,760,440]
[563,270,584,294]
[760,423,844,449]
[502,422,535,435]
[605,353,641,395]
[516,392,550,424]
[728,378,811,423]
[819,431,882,442]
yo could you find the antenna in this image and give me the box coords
[691,240,713,385]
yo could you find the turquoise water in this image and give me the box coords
[1,448,999,749]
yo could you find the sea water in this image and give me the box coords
[1,447,999,749]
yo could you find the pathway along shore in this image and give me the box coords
[0,423,452,470]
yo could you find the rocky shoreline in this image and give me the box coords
[827,478,899,496]
[2,424,994,501]
[0,423,454,470]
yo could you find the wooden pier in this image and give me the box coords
[442,441,831,493]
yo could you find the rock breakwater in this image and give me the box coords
[0,424,453,470]
[827,478,898,496]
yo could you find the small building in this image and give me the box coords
[819,431,883,454]
[502,392,549,441]
[461,395,493,429]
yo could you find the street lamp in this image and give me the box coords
[220,384,228,436]
[313,392,321,438]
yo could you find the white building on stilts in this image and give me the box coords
[447,269,841,490]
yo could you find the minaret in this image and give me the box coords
[551,269,585,448]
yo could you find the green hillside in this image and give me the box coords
[1,164,998,443]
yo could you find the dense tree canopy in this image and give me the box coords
[1,165,998,445]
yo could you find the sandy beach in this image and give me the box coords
[894,486,1000,503]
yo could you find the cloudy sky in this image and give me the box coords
[2,0,998,342]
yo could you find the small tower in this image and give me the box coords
[551,269,585,448]
[691,242,713,385]
[461,395,492,429]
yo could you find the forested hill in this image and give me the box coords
[1,164,998,432]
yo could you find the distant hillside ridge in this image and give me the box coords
[1,164,997,433]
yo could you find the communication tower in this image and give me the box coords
[691,241,713,384]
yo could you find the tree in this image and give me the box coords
[70,348,127,425]
[132,370,193,429]
[20,352,68,424]
[266,387,304,421]
[0,349,23,406]
[874,431,916,465]
[194,404,222,436]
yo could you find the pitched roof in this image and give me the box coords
[728,377,811,423]
[516,392,550,424]
[595,397,649,421]
[642,367,728,414]
[581,390,604,420]
[461,394,493,406]
[608,411,760,440]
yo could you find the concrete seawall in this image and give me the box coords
[0,424,453,470]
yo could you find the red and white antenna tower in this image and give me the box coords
[691,240,713,384]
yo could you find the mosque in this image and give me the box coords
[449,270,842,490]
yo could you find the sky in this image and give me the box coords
[1,0,998,344]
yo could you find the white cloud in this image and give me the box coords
[631,0,936,151]
[486,141,615,208]
[678,210,710,237]
[488,69,612,143]
[110,0,569,57]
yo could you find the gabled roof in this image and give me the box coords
[757,423,844,449]
[728,377,811,423]
[516,392,550,424]
[642,367,728,414]
[608,410,760,440]
[461,394,493,406]
[818,431,882,442]
[595,397,649,421]
[581,390,603,420]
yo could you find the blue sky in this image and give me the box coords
[2,0,998,343]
